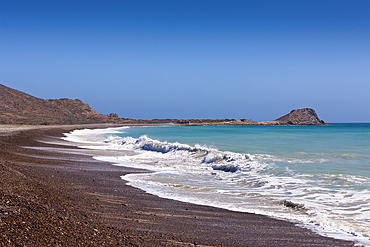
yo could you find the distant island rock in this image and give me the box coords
[274,108,327,125]
[0,84,326,125]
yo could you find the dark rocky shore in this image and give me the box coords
[0,125,353,246]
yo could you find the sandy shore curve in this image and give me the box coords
[0,124,355,246]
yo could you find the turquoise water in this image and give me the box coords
[64,124,370,245]
[123,124,370,179]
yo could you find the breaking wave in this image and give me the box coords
[105,135,257,173]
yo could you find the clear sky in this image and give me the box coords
[1,0,369,122]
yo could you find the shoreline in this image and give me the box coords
[0,124,355,246]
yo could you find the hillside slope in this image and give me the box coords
[0,84,119,124]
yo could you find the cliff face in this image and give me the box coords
[275,108,326,125]
[0,84,118,124]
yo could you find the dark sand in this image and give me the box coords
[0,124,355,246]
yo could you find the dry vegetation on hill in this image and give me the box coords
[0,84,123,124]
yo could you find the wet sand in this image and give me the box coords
[0,124,355,246]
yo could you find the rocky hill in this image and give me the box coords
[274,108,326,125]
[0,84,122,124]
[1,84,326,125]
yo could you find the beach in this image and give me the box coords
[0,124,355,246]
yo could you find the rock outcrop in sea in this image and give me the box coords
[274,108,327,125]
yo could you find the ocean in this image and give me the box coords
[63,124,370,246]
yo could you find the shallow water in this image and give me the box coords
[63,124,370,246]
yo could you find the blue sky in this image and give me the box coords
[1,0,369,122]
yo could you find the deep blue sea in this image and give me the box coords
[63,124,370,245]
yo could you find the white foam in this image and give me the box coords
[62,127,128,144]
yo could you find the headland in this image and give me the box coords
[1,84,326,126]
